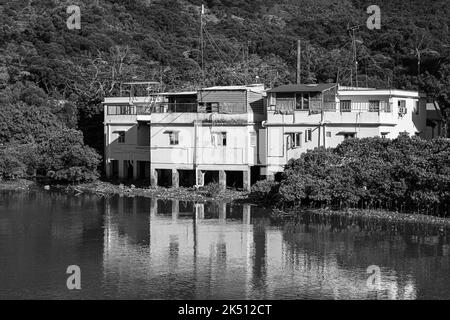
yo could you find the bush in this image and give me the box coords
[199,182,223,197]
[37,128,101,182]
[250,179,280,205]
[276,135,450,215]
[0,148,26,180]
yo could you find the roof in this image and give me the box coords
[202,84,265,92]
[267,83,337,93]
[159,91,197,96]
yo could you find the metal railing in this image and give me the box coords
[107,103,198,115]
[274,101,392,114]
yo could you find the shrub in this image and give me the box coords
[250,179,280,205]
[199,182,223,197]
[0,149,26,180]
[276,135,450,215]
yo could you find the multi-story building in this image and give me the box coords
[104,82,428,186]
[260,84,427,178]
[103,84,266,191]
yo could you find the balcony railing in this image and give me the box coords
[136,103,198,114]
[107,103,198,115]
[274,101,392,114]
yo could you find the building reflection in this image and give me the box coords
[101,196,450,299]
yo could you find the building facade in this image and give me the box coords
[103,84,266,191]
[260,84,427,178]
[104,83,428,187]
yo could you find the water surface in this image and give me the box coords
[0,190,449,299]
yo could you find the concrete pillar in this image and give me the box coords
[219,170,226,190]
[172,200,179,222]
[150,168,158,187]
[172,169,179,188]
[219,202,227,221]
[195,203,204,219]
[243,204,251,225]
[118,160,125,179]
[150,198,157,218]
[196,169,204,187]
[133,161,139,180]
[105,160,111,178]
[243,168,251,191]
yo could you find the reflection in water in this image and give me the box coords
[1,190,450,299]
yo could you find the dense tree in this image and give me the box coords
[252,135,450,216]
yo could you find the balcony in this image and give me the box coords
[272,101,391,114]
[107,103,198,115]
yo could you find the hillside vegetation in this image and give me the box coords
[0,0,449,180]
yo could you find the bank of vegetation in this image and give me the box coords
[251,134,450,217]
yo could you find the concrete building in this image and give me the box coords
[103,84,266,191]
[104,82,429,186]
[260,84,427,178]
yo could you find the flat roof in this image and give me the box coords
[267,83,337,93]
[202,84,265,92]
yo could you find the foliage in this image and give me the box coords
[276,135,450,216]
[250,179,280,204]
[199,182,223,197]
[0,147,27,180]
[37,128,101,182]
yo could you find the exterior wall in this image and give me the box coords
[103,88,264,188]
[262,89,427,175]
[198,90,246,104]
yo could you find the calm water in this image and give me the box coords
[0,190,449,300]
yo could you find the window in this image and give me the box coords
[398,100,407,114]
[117,131,125,143]
[381,132,388,139]
[305,129,312,142]
[340,100,351,112]
[344,132,356,139]
[213,132,227,146]
[168,131,179,145]
[295,93,310,110]
[369,100,380,112]
[287,133,302,149]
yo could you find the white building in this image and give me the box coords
[103,84,266,190]
[103,83,428,186]
[260,84,427,178]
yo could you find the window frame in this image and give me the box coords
[168,131,179,145]
[305,128,312,142]
[117,131,125,144]
[287,132,302,149]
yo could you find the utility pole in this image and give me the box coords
[200,4,205,85]
[349,25,359,88]
[297,39,301,84]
